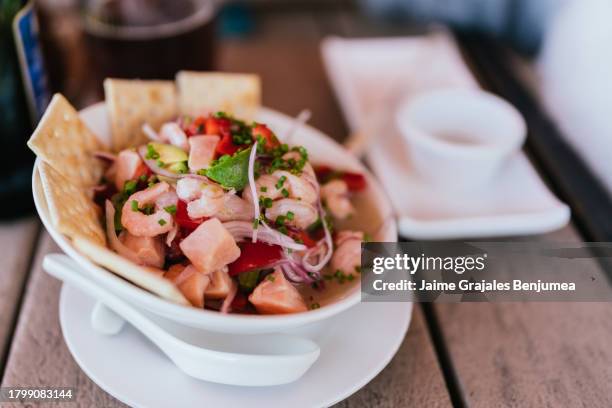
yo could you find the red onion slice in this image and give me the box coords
[220,280,238,314]
[247,142,260,243]
[222,221,307,251]
[142,123,162,142]
[94,151,117,162]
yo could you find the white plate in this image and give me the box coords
[60,284,412,408]
[321,34,570,239]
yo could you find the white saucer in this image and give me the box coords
[59,284,413,408]
[322,34,570,239]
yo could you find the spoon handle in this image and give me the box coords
[43,254,178,349]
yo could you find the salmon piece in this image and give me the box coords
[188,135,219,172]
[205,269,233,299]
[179,218,241,274]
[249,270,308,314]
[165,264,210,308]
[119,231,166,268]
[165,263,186,281]
[115,149,147,191]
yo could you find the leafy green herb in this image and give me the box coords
[204,148,252,190]
[164,205,177,215]
[281,188,289,198]
[253,218,260,229]
[123,180,138,195]
[286,211,294,221]
[260,186,267,193]
[131,200,139,212]
[260,197,273,209]
[275,175,286,189]
[145,143,160,160]
[158,219,167,226]
[238,270,260,292]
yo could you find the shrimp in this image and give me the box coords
[321,179,355,220]
[186,183,227,218]
[275,170,318,204]
[244,170,318,205]
[215,194,254,222]
[331,230,364,277]
[265,198,318,230]
[121,182,175,237]
[242,174,283,203]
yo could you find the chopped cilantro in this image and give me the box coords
[131,200,139,212]
[260,186,267,192]
[164,205,177,215]
[281,188,289,198]
[123,180,138,195]
[145,143,160,160]
[158,219,167,226]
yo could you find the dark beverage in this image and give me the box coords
[0,0,51,217]
[83,0,217,84]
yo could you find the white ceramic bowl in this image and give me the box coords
[396,88,526,190]
[33,103,397,334]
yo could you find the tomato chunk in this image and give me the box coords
[314,165,366,192]
[215,133,240,156]
[342,172,367,191]
[251,124,279,149]
[228,242,283,276]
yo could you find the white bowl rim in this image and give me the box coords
[33,103,398,331]
[395,88,527,158]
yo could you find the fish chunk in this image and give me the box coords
[115,149,147,191]
[188,135,219,172]
[165,264,210,308]
[179,218,241,274]
[205,269,234,299]
[249,270,307,314]
[119,231,165,268]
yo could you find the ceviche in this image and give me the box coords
[92,112,366,314]
[28,73,372,316]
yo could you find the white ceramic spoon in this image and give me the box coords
[43,254,320,387]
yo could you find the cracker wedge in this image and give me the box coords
[73,236,190,306]
[27,93,105,188]
[38,162,105,246]
[176,71,260,120]
[104,79,177,151]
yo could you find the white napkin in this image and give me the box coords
[321,31,478,134]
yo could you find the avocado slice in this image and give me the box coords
[147,142,188,164]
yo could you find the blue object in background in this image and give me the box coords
[218,2,255,38]
[357,0,568,54]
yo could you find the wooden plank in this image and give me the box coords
[1,232,125,407]
[0,218,39,373]
[433,225,612,407]
[218,11,348,143]
[336,305,452,408]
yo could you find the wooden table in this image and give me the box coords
[2,5,612,408]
